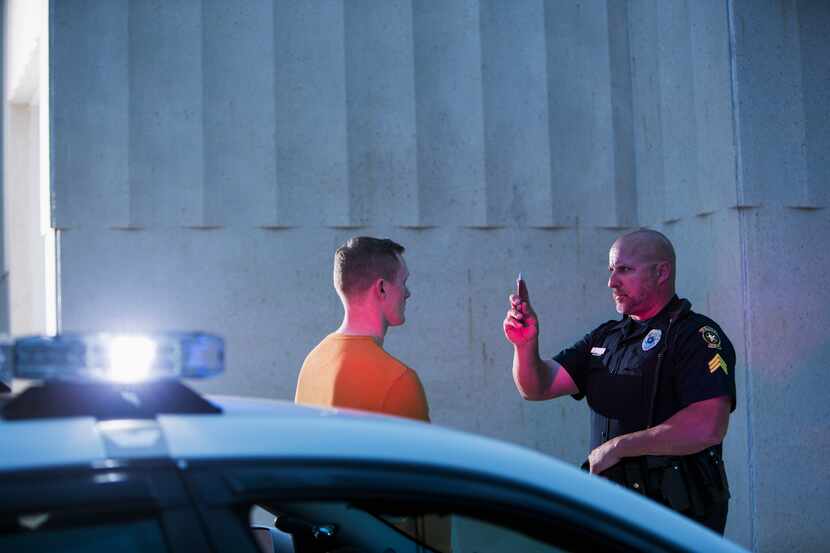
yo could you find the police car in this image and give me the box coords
[0,333,748,553]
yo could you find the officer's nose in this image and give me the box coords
[608,272,618,289]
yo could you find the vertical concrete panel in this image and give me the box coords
[0,8,6,336]
[412,1,487,227]
[274,1,350,227]
[607,0,637,228]
[628,0,666,226]
[543,1,597,228]
[798,0,830,206]
[546,1,634,228]
[688,2,737,212]
[655,1,696,222]
[51,0,130,228]
[480,0,552,227]
[6,107,49,335]
[660,212,751,546]
[729,5,830,549]
[742,208,830,551]
[202,0,278,227]
[128,0,205,227]
[345,0,418,226]
[730,0,809,207]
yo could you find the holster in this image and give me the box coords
[584,446,729,517]
[583,457,647,495]
[687,446,731,504]
[646,456,696,514]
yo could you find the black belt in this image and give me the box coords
[581,446,729,515]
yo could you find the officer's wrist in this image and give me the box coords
[609,433,638,459]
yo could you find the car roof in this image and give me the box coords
[0,394,747,553]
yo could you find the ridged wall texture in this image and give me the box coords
[47,1,830,550]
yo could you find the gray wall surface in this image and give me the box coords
[45,1,829,550]
[0,2,7,335]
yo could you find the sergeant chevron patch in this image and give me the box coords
[708,353,728,375]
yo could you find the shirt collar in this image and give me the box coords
[613,295,684,339]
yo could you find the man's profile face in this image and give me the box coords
[381,254,410,327]
[607,239,661,320]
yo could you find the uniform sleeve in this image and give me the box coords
[383,370,431,422]
[672,322,737,412]
[552,326,606,400]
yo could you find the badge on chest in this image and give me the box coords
[641,329,662,352]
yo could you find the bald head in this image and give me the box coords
[613,229,676,276]
[608,229,677,320]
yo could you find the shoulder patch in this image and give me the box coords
[699,326,722,350]
[708,353,729,375]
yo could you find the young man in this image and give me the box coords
[295,237,429,422]
[504,229,736,533]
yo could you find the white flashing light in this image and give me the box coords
[107,336,157,383]
[12,332,224,382]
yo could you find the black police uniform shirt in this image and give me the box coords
[553,296,736,452]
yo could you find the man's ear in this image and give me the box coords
[375,278,386,298]
[656,262,671,285]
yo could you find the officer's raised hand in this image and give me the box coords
[506,275,579,402]
[503,275,538,346]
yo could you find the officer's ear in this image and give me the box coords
[655,261,672,285]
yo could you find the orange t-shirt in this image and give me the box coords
[294,334,430,422]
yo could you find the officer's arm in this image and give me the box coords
[505,290,579,400]
[513,348,578,401]
[611,395,730,457]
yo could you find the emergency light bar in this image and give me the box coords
[8,332,224,383]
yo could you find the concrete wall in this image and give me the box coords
[3,0,53,340]
[35,1,830,550]
[728,2,830,550]
[0,0,7,335]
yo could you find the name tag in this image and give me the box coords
[590,347,606,356]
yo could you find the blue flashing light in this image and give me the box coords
[12,332,224,382]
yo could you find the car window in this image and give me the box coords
[0,466,211,553]
[201,462,673,553]
[0,517,168,552]
[376,513,564,553]
[379,512,567,553]
[250,502,574,553]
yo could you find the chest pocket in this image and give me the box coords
[584,353,645,419]
[606,337,657,377]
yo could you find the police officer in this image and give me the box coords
[504,229,735,533]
